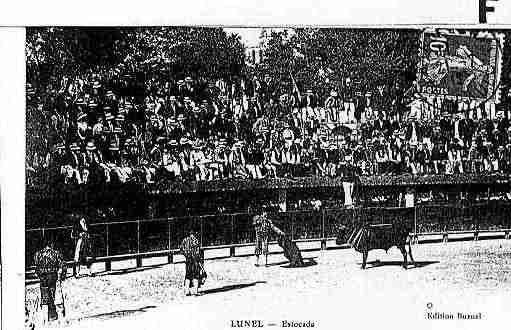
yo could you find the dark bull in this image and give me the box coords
[336,222,415,269]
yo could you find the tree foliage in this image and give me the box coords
[26,27,246,90]
[257,28,421,96]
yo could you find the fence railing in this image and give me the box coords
[26,202,511,269]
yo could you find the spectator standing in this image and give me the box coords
[71,215,93,277]
[180,229,206,296]
[253,209,280,267]
[33,237,67,324]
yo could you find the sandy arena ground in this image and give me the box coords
[26,239,511,330]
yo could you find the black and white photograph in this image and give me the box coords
[19,25,511,329]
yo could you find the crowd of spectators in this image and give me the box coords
[26,71,511,186]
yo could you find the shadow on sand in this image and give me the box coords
[92,264,165,277]
[359,260,439,269]
[79,305,157,321]
[280,258,318,268]
[201,281,267,295]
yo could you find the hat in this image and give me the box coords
[169,96,177,101]
[69,143,80,151]
[26,84,35,95]
[75,98,86,106]
[105,113,114,121]
[106,90,114,97]
[185,77,193,82]
[108,142,119,151]
[305,89,313,94]
[125,101,133,109]
[192,140,204,149]
[113,126,123,134]
[88,101,98,108]
[177,114,186,121]
[92,81,102,89]
[103,105,112,111]
[168,139,179,147]
[328,144,338,150]
[256,137,265,144]
[180,137,190,146]
[85,141,96,151]
[77,112,87,121]
[330,90,338,97]
[177,80,184,85]
[56,143,65,150]
[156,136,167,144]
[184,97,191,102]
[116,114,125,121]
[124,138,134,145]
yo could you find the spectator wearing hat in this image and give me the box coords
[388,143,403,174]
[373,112,391,136]
[246,139,265,179]
[268,142,283,177]
[190,140,208,181]
[213,139,230,179]
[468,139,481,174]
[161,140,181,180]
[228,141,249,179]
[502,144,511,173]
[66,143,83,184]
[374,141,388,174]
[447,143,464,174]
[299,139,315,177]
[178,137,192,181]
[405,118,422,147]
[342,78,356,123]
[325,143,339,178]
[83,141,104,184]
[340,152,358,207]
[415,143,429,175]
[324,89,341,124]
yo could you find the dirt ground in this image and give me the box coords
[26,239,511,330]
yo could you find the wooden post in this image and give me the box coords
[413,205,418,245]
[321,208,326,250]
[505,231,510,240]
[136,220,142,268]
[171,221,174,264]
[278,189,287,212]
[105,224,111,271]
[443,233,448,243]
[229,246,236,257]
[474,231,479,241]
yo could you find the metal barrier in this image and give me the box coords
[26,202,511,269]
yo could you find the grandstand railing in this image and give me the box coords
[25,202,511,270]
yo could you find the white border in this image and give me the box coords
[0,28,26,330]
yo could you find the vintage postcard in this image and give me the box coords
[19,25,511,330]
[1,1,511,330]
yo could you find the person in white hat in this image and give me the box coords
[228,141,249,179]
[342,78,356,123]
[190,140,208,181]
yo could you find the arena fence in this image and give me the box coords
[25,202,511,271]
